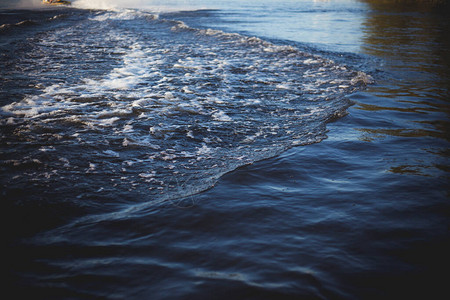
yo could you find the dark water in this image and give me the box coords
[2,1,449,299]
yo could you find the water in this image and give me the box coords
[2,1,449,299]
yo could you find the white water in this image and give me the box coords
[0,7,367,203]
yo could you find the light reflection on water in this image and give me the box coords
[361,0,450,83]
[351,0,450,176]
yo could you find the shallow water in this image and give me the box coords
[2,1,449,299]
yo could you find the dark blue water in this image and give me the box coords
[2,1,449,299]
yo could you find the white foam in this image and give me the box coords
[139,171,156,178]
[212,110,232,122]
[39,146,56,152]
[186,130,194,139]
[97,117,120,127]
[122,124,134,133]
[197,144,212,155]
[103,150,120,157]
[303,58,321,65]
[164,92,175,100]
[171,21,190,31]
[276,84,290,90]
[131,99,153,107]
[242,131,263,143]
[59,157,70,167]
[0,7,367,207]
[181,86,194,94]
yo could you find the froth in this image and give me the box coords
[1,9,370,205]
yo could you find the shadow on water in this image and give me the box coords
[361,0,450,85]
[354,0,450,175]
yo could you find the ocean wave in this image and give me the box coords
[1,8,370,207]
[0,13,67,33]
[0,19,36,32]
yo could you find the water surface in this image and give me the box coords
[2,1,449,299]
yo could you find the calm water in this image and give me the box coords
[2,1,449,299]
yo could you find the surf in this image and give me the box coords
[0,8,370,208]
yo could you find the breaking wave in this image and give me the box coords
[0,8,371,210]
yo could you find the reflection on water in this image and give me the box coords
[356,102,439,113]
[357,127,447,140]
[389,164,431,176]
[361,0,450,85]
[353,0,450,175]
